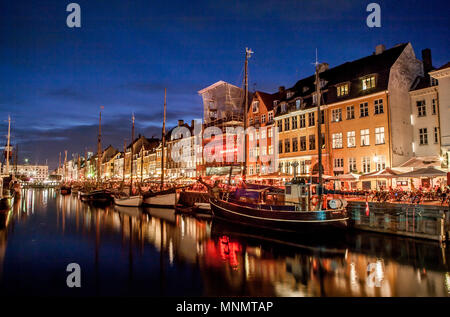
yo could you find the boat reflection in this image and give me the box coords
[0,189,448,297]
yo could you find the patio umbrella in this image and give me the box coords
[330,173,360,181]
[396,167,446,178]
[359,168,400,179]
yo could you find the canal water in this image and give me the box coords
[0,188,449,297]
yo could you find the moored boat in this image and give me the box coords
[79,189,112,203]
[209,180,348,233]
[142,187,177,208]
[114,192,143,207]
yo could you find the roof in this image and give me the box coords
[396,167,447,178]
[435,62,450,71]
[253,91,279,112]
[274,43,409,116]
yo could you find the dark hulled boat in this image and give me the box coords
[79,189,112,203]
[209,181,348,234]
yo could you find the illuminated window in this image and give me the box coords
[362,76,376,90]
[347,131,356,148]
[252,101,259,113]
[332,108,342,122]
[346,105,355,120]
[332,133,343,149]
[261,114,266,123]
[361,129,370,146]
[362,156,371,173]
[375,127,385,144]
[296,99,301,109]
[268,111,273,122]
[337,84,349,97]
[348,158,357,172]
[334,158,344,168]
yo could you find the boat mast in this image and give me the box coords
[314,51,323,208]
[122,140,126,183]
[242,48,253,178]
[5,116,11,175]
[97,108,103,184]
[130,113,135,194]
[160,88,166,190]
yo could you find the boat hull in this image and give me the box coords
[79,190,112,203]
[0,196,12,211]
[210,198,348,233]
[114,195,143,207]
[143,192,177,208]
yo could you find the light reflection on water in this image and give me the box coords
[0,188,448,297]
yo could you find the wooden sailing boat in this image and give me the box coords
[114,114,143,207]
[79,108,112,203]
[142,88,177,208]
[0,116,14,210]
[209,49,349,232]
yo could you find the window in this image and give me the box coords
[249,165,254,175]
[344,106,354,120]
[362,156,371,173]
[268,127,272,138]
[320,133,326,149]
[255,130,259,140]
[374,99,384,114]
[249,117,253,125]
[362,76,376,90]
[296,99,301,109]
[334,158,344,168]
[299,114,306,128]
[261,114,266,123]
[268,111,273,122]
[284,118,290,131]
[430,77,438,86]
[261,129,266,139]
[268,145,273,155]
[277,120,282,132]
[348,158,357,172]
[347,131,356,148]
[309,135,315,150]
[284,139,290,153]
[249,133,253,142]
[312,93,317,104]
[375,127,385,145]
[337,84,349,97]
[332,133,343,149]
[279,140,283,153]
[281,103,286,113]
[432,99,437,115]
[273,100,279,107]
[332,109,342,122]
[292,138,298,152]
[252,101,259,113]
[308,112,315,126]
[361,129,370,146]
[320,110,325,124]
[417,100,426,117]
[419,128,428,145]
[434,127,439,143]
[287,91,294,99]
[360,102,369,117]
[209,101,216,109]
[375,156,386,171]
[300,136,307,151]
[254,116,260,124]
[292,116,298,129]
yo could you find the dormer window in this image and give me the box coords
[273,100,279,107]
[281,103,286,113]
[303,87,308,93]
[287,91,294,99]
[295,99,301,109]
[252,101,259,113]
[362,75,376,90]
[336,83,349,97]
[209,100,216,109]
[312,93,318,105]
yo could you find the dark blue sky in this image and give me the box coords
[0,0,449,169]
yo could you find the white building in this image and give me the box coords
[430,62,450,171]
[15,164,49,182]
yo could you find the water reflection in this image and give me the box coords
[0,189,448,296]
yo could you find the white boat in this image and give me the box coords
[114,193,143,207]
[142,188,177,208]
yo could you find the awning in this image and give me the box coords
[399,156,441,168]
[359,168,400,179]
[330,173,360,181]
[396,167,447,178]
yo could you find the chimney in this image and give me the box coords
[178,119,184,126]
[422,48,432,74]
[278,86,285,93]
[191,119,195,128]
[375,44,385,55]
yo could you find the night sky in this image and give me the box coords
[1,0,449,170]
